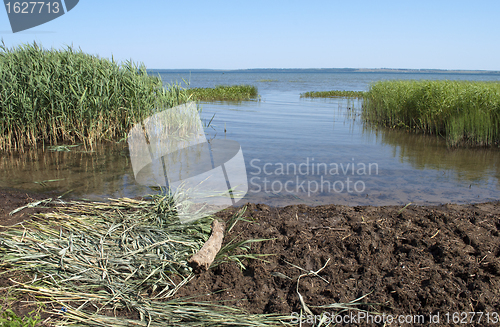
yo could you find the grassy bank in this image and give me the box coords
[0,42,190,152]
[362,80,500,146]
[300,90,365,98]
[187,85,259,102]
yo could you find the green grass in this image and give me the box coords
[362,80,500,147]
[0,308,41,327]
[0,41,190,152]
[300,90,365,98]
[186,85,259,102]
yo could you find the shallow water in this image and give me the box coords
[1,70,499,206]
[198,94,500,206]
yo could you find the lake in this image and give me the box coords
[1,70,499,206]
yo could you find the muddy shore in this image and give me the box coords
[1,188,499,326]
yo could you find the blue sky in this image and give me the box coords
[1,0,499,70]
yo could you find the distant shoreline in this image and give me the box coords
[149,68,500,75]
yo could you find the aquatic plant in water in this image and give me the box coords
[362,80,500,147]
[186,85,259,102]
[301,90,365,98]
[0,41,190,152]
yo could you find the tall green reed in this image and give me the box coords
[362,80,500,146]
[187,85,259,102]
[300,90,365,98]
[0,41,190,152]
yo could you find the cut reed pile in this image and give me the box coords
[0,42,190,152]
[362,80,500,146]
[187,85,259,102]
[301,90,365,98]
[0,196,291,326]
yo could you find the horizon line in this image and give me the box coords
[147,67,500,74]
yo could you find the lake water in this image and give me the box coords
[1,70,500,206]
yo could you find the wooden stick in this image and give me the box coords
[188,219,225,273]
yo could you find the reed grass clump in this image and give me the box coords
[187,85,259,102]
[362,80,500,146]
[1,196,211,297]
[301,90,365,98]
[0,41,190,152]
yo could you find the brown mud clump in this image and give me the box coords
[179,202,500,324]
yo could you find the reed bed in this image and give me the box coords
[362,80,500,146]
[301,90,365,98]
[0,42,190,152]
[186,85,259,102]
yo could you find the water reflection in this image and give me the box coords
[0,143,147,200]
[365,127,500,184]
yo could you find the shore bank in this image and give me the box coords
[1,187,499,326]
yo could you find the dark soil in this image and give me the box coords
[0,187,60,231]
[174,202,500,326]
[1,188,499,326]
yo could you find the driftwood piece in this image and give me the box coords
[188,219,225,273]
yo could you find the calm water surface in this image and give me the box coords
[1,71,499,206]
